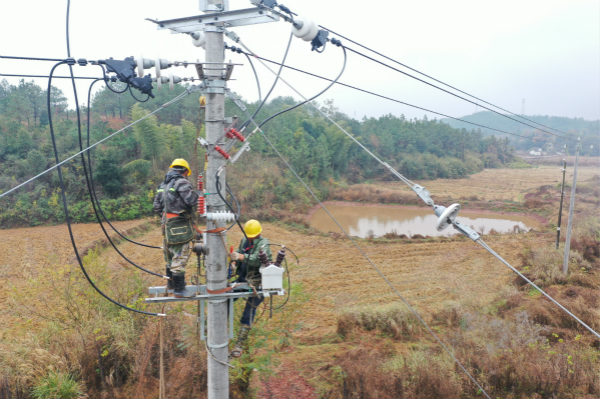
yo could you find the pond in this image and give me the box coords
[308,203,538,238]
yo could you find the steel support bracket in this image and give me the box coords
[148,7,279,33]
[204,79,226,94]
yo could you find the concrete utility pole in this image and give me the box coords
[147,4,281,399]
[562,140,581,274]
[204,25,229,399]
[555,159,567,249]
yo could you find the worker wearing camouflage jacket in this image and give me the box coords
[230,219,272,357]
[153,158,198,297]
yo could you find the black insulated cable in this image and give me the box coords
[57,0,163,316]
[81,79,165,276]
[256,43,347,130]
[85,74,162,250]
[49,60,163,317]
[215,170,248,242]
[238,32,294,131]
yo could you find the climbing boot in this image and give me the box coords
[173,274,188,298]
[166,268,174,293]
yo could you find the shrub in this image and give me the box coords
[337,304,420,340]
[570,217,600,264]
[31,372,83,399]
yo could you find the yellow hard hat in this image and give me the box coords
[244,219,262,238]
[170,158,191,176]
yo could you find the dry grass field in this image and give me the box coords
[0,165,598,398]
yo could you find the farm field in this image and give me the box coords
[0,165,598,398]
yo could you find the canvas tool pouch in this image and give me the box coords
[165,215,193,244]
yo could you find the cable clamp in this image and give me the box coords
[330,38,342,47]
[452,220,480,241]
[225,30,240,43]
[65,58,76,66]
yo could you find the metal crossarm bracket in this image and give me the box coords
[145,284,285,303]
[147,7,279,33]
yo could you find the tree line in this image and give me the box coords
[0,79,514,226]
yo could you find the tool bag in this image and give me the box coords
[165,215,193,244]
[164,177,194,245]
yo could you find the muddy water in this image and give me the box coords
[308,203,537,238]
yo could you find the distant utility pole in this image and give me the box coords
[555,159,567,249]
[562,139,581,274]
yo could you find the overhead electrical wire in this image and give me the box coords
[257,2,572,139]
[237,35,600,342]
[256,42,346,130]
[224,45,529,140]
[340,44,571,140]
[77,78,165,277]
[0,73,103,80]
[243,53,262,103]
[49,61,163,316]
[317,24,572,137]
[0,89,190,200]
[84,76,162,250]
[0,55,66,62]
[56,0,164,316]
[231,96,491,399]
[239,32,294,131]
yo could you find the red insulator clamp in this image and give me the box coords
[226,128,246,142]
[214,145,231,159]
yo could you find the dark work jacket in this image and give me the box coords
[153,170,198,217]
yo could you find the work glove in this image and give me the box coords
[231,251,245,261]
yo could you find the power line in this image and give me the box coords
[238,34,600,343]
[255,3,573,138]
[48,58,164,317]
[0,73,104,80]
[0,55,65,62]
[341,44,571,140]
[84,78,162,250]
[78,78,165,276]
[231,97,491,399]
[228,38,491,399]
[225,45,530,140]
[0,89,191,200]
[256,41,346,130]
[318,24,572,137]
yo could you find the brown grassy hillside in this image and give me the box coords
[0,165,598,398]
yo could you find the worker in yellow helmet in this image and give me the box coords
[153,158,198,297]
[230,219,272,357]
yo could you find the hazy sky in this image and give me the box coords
[1,0,599,122]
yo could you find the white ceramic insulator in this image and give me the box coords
[136,55,145,77]
[435,203,461,231]
[206,211,235,223]
[157,58,170,69]
[192,32,206,48]
[292,17,318,42]
[155,57,162,79]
